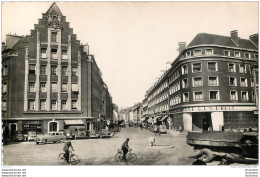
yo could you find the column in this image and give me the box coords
[211,111,224,131]
[24,47,29,111]
[57,29,61,111]
[46,29,51,111]
[35,31,40,111]
[67,35,72,111]
[183,113,192,131]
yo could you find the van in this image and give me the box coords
[64,126,86,139]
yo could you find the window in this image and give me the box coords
[209,91,219,100]
[29,100,35,110]
[51,100,57,110]
[3,65,8,76]
[41,48,47,58]
[62,84,68,93]
[255,54,258,59]
[245,53,250,58]
[72,84,79,92]
[3,83,7,93]
[181,65,188,75]
[239,64,246,73]
[62,100,67,110]
[182,78,189,88]
[72,67,78,76]
[240,78,247,87]
[224,50,230,56]
[62,50,68,60]
[234,51,240,57]
[2,101,6,111]
[194,50,202,56]
[40,100,46,110]
[72,100,78,110]
[61,66,67,76]
[230,91,238,100]
[205,49,213,55]
[51,65,57,76]
[208,62,217,71]
[49,121,58,132]
[194,91,203,101]
[51,49,57,59]
[208,77,218,86]
[228,63,236,72]
[40,82,46,92]
[251,78,255,87]
[193,77,203,87]
[51,83,57,92]
[229,77,237,86]
[40,65,46,75]
[51,32,57,42]
[241,91,248,101]
[29,64,36,75]
[192,63,202,72]
[183,92,189,102]
[186,51,191,57]
[252,91,255,101]
[29,82,35,92]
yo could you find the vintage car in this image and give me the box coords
[27,131,37,141]
[35,132,66,144]
[65,126,87,139]
[86,130,100,139]
[98,129,111,138]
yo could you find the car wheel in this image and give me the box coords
[43,139,47,144]
[199,149,213,163]
[36,142,39,145]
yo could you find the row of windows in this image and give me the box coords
[28,99,78,111]
[181,62,252,74]
[170,94,181,106]
[169,70,180,83]
[40,48,68,60]
[185,48,258,59]
[169,81,180,95]
[148,81,168,101]
[29,82,79,93]
[150,104,169,113]
[29,64,78,76]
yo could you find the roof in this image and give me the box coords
[187,33,258,50]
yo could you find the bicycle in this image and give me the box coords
[115,148,137,164]
[58,150,80,165]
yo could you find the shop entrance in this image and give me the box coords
[192,112,212,131]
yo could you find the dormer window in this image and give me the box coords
[245,53,250,58]
[186,51,191,57]
[205,49,213,55]
[224,50,230,56]
[194,49,202,56]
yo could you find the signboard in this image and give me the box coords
[23,120,42,129]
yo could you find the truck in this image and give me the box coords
[187,131,258,163]
[64,126,87,139]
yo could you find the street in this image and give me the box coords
[3,127,220,165]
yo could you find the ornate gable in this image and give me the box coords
[46,2,63,29]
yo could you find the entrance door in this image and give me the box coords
[202,119,210,131]
[192,112,212,131]
[10,124,17,136]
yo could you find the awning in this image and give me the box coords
[64,120,84,125]
[160,115,169,121]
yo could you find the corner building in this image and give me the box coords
[2,3,113,137]
[146,31,258,131]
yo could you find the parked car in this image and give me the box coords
[65,126,87,139]
[27,131,37,141]
[11,131,26,142]
[35,132,66,144]
[98,129,111,138]
[86,130,99,139]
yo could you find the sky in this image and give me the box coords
[2,2,258,109]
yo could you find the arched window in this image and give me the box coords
[48,121,59,132]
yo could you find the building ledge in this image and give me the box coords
[23,111,83,114]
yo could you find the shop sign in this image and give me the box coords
[24,120,42,125]
[23,120,42,129]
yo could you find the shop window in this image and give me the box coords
[241,91,248,101]
[208,76,218,86]
[40,100,46,110]
[193,77,203,87]
[205,49,213,55]
[51,83,57,92]
[208,62,217,71]
[29,64,36,75]
[41,48,47,58]
[240,77,248,87]
[49,121,58,132]
[62,100,67,110]
[228,63,236,72]
[40,65,46,75]
[29,82,35,92]
[229,77,237,86]
[209,91,219,100]
[192,63,202,72]
[224,50,230,56]
[40,82,46,92]
[230,91,238,100]
[51,100,57,110]
[29,100,35,110]
[181,65,188,75]
[193,91,203,101]
[51,65,57,76]
[183,92,189,102]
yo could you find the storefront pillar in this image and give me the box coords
[211,111,224,131]
[183,113,192,131]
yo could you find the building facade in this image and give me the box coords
[144,30,258,132]
[2,3,113,138]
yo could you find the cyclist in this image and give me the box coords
[121,138,130,161]
[63,139,74,163]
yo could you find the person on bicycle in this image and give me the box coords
[121,138,130,161]
[63,139,74,163]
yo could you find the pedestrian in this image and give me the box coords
[249,127,253,132]
[121,138,130,161]
[140,123,143,130]
[148,137,156,146]
[221,125,225,131]
[244,128,248,132]
[179,125,183,133]
[192,154,207,165]
[63,139,74,163]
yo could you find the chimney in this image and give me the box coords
[83,43,89,54]
[249,33,258,47]
[178,42,186,54]
[231,30,239,45]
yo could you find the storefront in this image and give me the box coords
[22,120,42,134]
